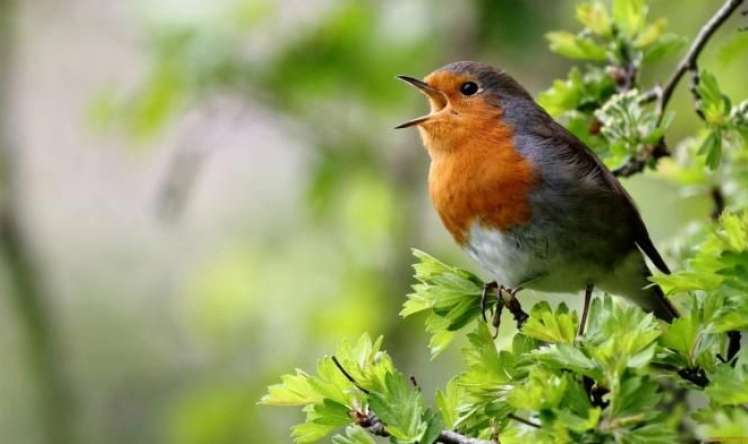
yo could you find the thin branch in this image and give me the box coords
[331,356,371,395]
[507,414,541,429]
[710,186,726,221]
[655,0,745,119]
[614,0,745,177]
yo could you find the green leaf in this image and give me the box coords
[705,362,748,405]
[611,0,647,36]
[403,250,485,357]
[698,71,732,127]
[435,378,463,430]
[507,367,569,411]
[610,376,661,419]
[585,295,661,377]
[521,302,578,344]
[292,400,352,443]
[620,422,677,444]
[532,343,600,378]
[642,33,685,62]
[695,407,748,442]
[331,426,377,444]
[538,67,585,116]
[260,370,322,406]
[545,31,608,61]
[459,323,518,405]
[659,316,699,359]
[576,2,611,36]
[633,17,666,47]
[698,130,723,170]
[368,372,427,442]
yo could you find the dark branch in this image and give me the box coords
[677,367,710,388]
[507,413,541,429]
[331,356,371,395]
[615,0,745,177]
[613,140,669,177]
[710,186,726,221]
[354,408,496,444]
[656,0,745,119]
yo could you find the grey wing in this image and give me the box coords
[522,118,670,275]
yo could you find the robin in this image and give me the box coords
[396,61,678,330]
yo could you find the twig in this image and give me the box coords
[725,331,742,366]
[677,367,710,388]
[710,186,726,221]
[615,0,745,177]
[578,284,593,337]
[331,356,371,395]
[410,375,421,391]
[507,414,541,429]
[354,405,497,444]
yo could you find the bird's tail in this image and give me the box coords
[640,282,679,322]
[600,251,679,322]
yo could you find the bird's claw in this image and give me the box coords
[481,281,499,323]
[481,282,527,337]
[501,286,528,329]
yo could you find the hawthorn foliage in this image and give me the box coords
[263,1,748,442]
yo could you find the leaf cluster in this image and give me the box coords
[539,0,685,170]
[265,210,748,442]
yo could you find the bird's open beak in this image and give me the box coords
[395,75,447,129]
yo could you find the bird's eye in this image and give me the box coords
[460,81,479,96]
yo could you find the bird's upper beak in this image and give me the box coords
[395,75,448,129]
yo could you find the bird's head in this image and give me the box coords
[396,61,534,155]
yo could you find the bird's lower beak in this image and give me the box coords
[395,75,447,129]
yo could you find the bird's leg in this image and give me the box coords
[481,281,499,323]
[491,296,505,339]
[578,283,594,337]
[500,286,528,329]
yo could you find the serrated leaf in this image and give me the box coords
[576,2,611,36]
[532,343,600,378]
[368,372,427,442]
[705,362,748,405]
[546,31,607,61]
[521,302,578,344]
[332,426,377,444]
[404,250,485,357]
[612,0,647,36]
[260,370,321,406]
[507,367,569,411]
[435,378,463,430]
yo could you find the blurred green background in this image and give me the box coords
[0,1,745,443]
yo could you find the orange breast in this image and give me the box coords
[427,118,537,245]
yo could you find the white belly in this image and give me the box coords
[464,222,603,293]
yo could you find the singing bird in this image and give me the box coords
[396,61,678,322]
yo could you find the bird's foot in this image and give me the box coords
[481,282,527,337]
[500,286,528,329]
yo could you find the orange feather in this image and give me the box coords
[418,86,537,245]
